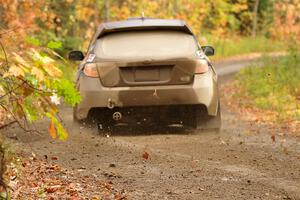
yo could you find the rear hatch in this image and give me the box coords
[93,30,199,87]
[96,58,198,87]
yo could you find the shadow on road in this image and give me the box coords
[94,124,221,137]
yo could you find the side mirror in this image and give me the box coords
[201,46,215,56]
[68,51,84,61]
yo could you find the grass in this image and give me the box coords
[201,35,286,59]
[235,47,300,121]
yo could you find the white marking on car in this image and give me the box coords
[87,54,96,62]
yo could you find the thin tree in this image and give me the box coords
[252,0,260,37]
[104,0,110,22]
[173,0,179,17]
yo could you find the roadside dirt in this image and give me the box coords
[4,98,300,199]
[2,59,300,199]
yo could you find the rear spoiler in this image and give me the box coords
[88,19,195,46]
[96,19,194,38]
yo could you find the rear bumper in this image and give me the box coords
[74,72,219,120]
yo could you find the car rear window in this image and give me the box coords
[94,30,198,60]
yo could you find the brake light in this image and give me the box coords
[83,63,99,77]
[195,59,209,74]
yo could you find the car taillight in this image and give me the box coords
[195,59,209,74]
[83,63,99,77]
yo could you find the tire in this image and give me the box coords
[87,108,114,135]
[73,107,113,135]
[186,102,221,132]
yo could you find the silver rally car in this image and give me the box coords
[69,18,221,133]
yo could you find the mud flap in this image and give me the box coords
[187,102,221,132]
[199,102,221,132]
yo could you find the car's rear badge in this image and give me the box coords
[87,54,96,62]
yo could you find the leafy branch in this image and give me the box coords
[0,31,81,140]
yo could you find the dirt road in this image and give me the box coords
[6,58,300,199]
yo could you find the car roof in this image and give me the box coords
[90,18,195,42]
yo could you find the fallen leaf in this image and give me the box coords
[142,151,149,160]
[109,163,116,168]
[46,165,61,171]
[45,185,60,193]
[271,134,276,143]
[22,160,30,167]
[51,156,58,160]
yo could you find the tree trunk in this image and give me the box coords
[252,0,260,37]
[173,0,179,17]
[95,0,100,24]
[104,0,110,22]
[0,140,7,197]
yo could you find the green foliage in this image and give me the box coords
[2,0,297,57]
[26,36,41,46]
[0,36,81,140]
[236,47,300,121]
[47,41,62,50]
[203,35,286,59]
[48,79,81,107]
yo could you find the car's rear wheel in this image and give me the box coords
[185,103,221,133]
[87,109,112,135]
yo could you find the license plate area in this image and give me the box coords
[134,67,160,82]
[120,65,173,85]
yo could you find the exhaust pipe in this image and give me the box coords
[112,112,122,121]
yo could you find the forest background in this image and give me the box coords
[1,0,299,58]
